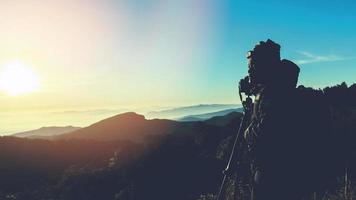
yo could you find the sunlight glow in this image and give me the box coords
[0,60,40,96]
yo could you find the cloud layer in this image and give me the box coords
[295,51,356,65]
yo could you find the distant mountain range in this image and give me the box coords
[57,110,243,142]
[12,104,242,139]
[146,104,240,119]
[177,108,243,121]
[12,126,81,139]
[11,110,242,142]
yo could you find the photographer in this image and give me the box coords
[242,39,303,200]
[240,39,344,200]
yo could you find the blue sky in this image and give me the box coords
[203,0,356,92]
[0,0,355,133]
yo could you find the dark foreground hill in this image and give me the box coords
[1,106,355,200]
[0,82,355,200]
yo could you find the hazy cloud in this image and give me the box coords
[51,109,128,116]
[295,51,356,65]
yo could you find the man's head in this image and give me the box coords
[247,39,281,86]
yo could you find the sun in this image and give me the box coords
[0,60,40,96]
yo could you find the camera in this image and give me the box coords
[239,76,253,96]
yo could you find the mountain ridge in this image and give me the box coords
[177,108,243,121]
[146,104,240,119]
[56,112,181,142]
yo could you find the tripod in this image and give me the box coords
[216,89,253,200]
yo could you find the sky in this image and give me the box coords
[0,0,355,134]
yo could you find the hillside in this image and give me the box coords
[0,110,241,200]
[57,112,184,142]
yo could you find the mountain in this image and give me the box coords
[146,104,240,119]
[0,110,242,200]
[12,126,81,139]
[57,112,183,142]
[177,108,243,121]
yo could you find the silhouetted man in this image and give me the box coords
[242,39,340,200]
